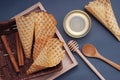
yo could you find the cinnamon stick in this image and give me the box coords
[15,32,24,66]
[1,35,20,72]
[19,41,24,66]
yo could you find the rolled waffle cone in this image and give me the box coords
[27,38,65,75]
[34,11,57,40]
[85,0,120,41]
[15,13,35,58]
[33,11,57,60]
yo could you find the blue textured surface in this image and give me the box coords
[0,0,120,80]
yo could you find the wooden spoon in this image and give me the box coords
[82,44,120,71]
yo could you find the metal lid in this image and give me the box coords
[63,10,91,38]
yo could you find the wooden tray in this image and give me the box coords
[0,2,78,80]
[15,2,78,80]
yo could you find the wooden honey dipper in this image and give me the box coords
[68,40,105,80]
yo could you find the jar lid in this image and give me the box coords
[63,10,91,38]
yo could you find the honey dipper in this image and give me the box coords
[68,40,105,80]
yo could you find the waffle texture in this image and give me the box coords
[27,38,65,75]
[15,13,35,58]
[16,11,64,75]
[15,11,57,59]
[33,11,57,60]
[85,0,120,41]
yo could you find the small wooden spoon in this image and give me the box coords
[82,44,120,71]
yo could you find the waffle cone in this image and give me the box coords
[15,13,35,58]
[85,0,120,41]
[33,36,50,60]
[33,11,56,60]
[27,65,47,75]
[27,38,65,75]
[34,11,56,40]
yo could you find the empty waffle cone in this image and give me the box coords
[33,11,56,60]
[85,0,120,41]
[34,11,56,40]
[27,38,65,75]
[15,13,35,58]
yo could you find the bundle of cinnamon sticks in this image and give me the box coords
[0,19,24,73]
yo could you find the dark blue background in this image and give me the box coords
[0,0,120,80]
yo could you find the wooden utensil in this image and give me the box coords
[82,44,120,71]
[1,35,20,72]
[68,40,105,80]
